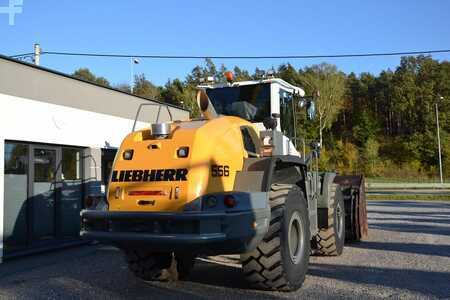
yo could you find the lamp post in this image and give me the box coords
[130,57,139,93]
[436,96,444,184]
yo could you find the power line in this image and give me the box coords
[10,52,34,58]
[9,49,450,60]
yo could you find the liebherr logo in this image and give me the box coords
[0,0,23,25]
[111,169,188,182]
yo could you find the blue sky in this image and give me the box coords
[1,0,450,86]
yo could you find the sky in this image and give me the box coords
[1,0,450,86]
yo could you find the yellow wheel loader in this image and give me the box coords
[80,76,368,291]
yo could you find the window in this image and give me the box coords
[241,127,260,157]
[280,89,295,140]
[5,143,28,175]
[206,83,271,122]
[33,149,56,182]
[102,148,117,185]
[62,148,82,180]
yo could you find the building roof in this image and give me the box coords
[0,53,189,112]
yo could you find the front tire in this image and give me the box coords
[316,183,345,256]
[241,184,310,291]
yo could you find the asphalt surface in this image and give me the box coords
[0,200,449,299]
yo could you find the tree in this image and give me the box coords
[233,66,252,81]
[161,79,200,117]
[132,74,160,99]
[186,58,220,84]
[278,63,300,85]
[114,83,132,93]
[352,112,379,147]
[72,68,111,87]
[298,63,346,146]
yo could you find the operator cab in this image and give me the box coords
[199,78,305,156]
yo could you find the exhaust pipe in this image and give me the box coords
[197,89,217,120]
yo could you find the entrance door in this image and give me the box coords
[60,148,83,238]
[30,146,59,243]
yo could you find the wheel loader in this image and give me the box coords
[80,74,368,291]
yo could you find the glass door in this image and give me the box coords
[30,146,58,243]
[59,148,83,238]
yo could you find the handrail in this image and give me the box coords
[132,103,173,132]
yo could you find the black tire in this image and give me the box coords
[174,253,196,280]
[124,249,196,281]
[241,184,310,291]
[124,249,173,281]
[316,183,345,256]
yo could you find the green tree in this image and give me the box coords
[298,63,346,145]
[132,74,160,99]
[233,66,252,81]
[72,68,111,87]
[114,83,132,93]
[352,112,379,146]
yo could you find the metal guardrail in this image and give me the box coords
[365,182,450,197]
[366,182,450,190]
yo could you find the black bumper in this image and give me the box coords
[80,209,269,255]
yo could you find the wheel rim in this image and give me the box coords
[336,200,344,239]
[288,211,304,264]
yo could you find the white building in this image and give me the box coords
[0,55,189,261]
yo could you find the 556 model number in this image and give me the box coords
[211,165,230,177]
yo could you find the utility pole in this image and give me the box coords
[33,43,41,66]
[435,99,444,184]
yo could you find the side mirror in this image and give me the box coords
[297,97,316,120]
[306,100,316,120]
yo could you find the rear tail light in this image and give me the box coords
[224,195,237,208]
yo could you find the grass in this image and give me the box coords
[367,194,450,201]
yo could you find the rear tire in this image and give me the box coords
[241,184,310,291]
[124,249,195,281]
[174,253,196,280]
[316,183,345,256]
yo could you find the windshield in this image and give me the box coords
[205,83,271,122]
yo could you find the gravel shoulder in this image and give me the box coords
[0,200,449,299]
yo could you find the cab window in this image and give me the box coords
[240,126,261,157]
[280,89,295,140]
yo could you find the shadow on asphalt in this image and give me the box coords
[367,202,450,237]
[1,200,449,298]
[349,240,450,258]
[308,263,450,298]
[1,244,450,298]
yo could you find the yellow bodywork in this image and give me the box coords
[107,116,259,212]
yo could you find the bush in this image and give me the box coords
[320,140,360,175]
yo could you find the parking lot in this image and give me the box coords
[0,200,449,299]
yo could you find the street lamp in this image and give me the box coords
[130,57,139,93]
[436,96,444,184]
